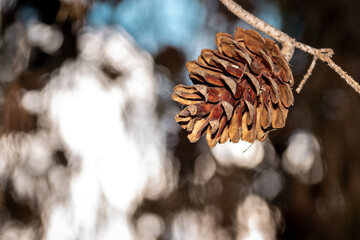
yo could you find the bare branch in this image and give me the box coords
[219,0,360,95]
[324,57,360,94]
[281,41,295,62]
[296,56,317,94]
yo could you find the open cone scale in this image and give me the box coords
[172,27,294,148]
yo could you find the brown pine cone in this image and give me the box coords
[172,27,294,148]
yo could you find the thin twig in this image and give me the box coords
[219,0,360,95]
[296,56,317,93]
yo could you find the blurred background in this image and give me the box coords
[0,0,359,239]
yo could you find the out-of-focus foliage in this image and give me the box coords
[87,0,206,55]
[0,0,359,240]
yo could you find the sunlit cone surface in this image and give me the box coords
[172,27,294,148]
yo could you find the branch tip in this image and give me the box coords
[296,57,317,94]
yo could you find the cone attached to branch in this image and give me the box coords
[172,27,294,148]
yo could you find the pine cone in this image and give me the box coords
[172,27,294,148]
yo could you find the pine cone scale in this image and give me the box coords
[186,117,198,132]
[173,85,203,100]
[244,71,261,96]
[263,73,280,103]
[221,101,234,120]
[212,51,248,78]
[228,103,243,143]
[188,103,212,116]
[243,100,254,126]
[270,103,285,128]
[260,101,272,129]
[221,75,238,96]
[259,50,275,72]
[197,49,247,83]
[241,111,256,142]
[187,117,209,143]
[234,49,253,66]
[279,83,294,107]
[208,102,223,130]
[243,30,267,55]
